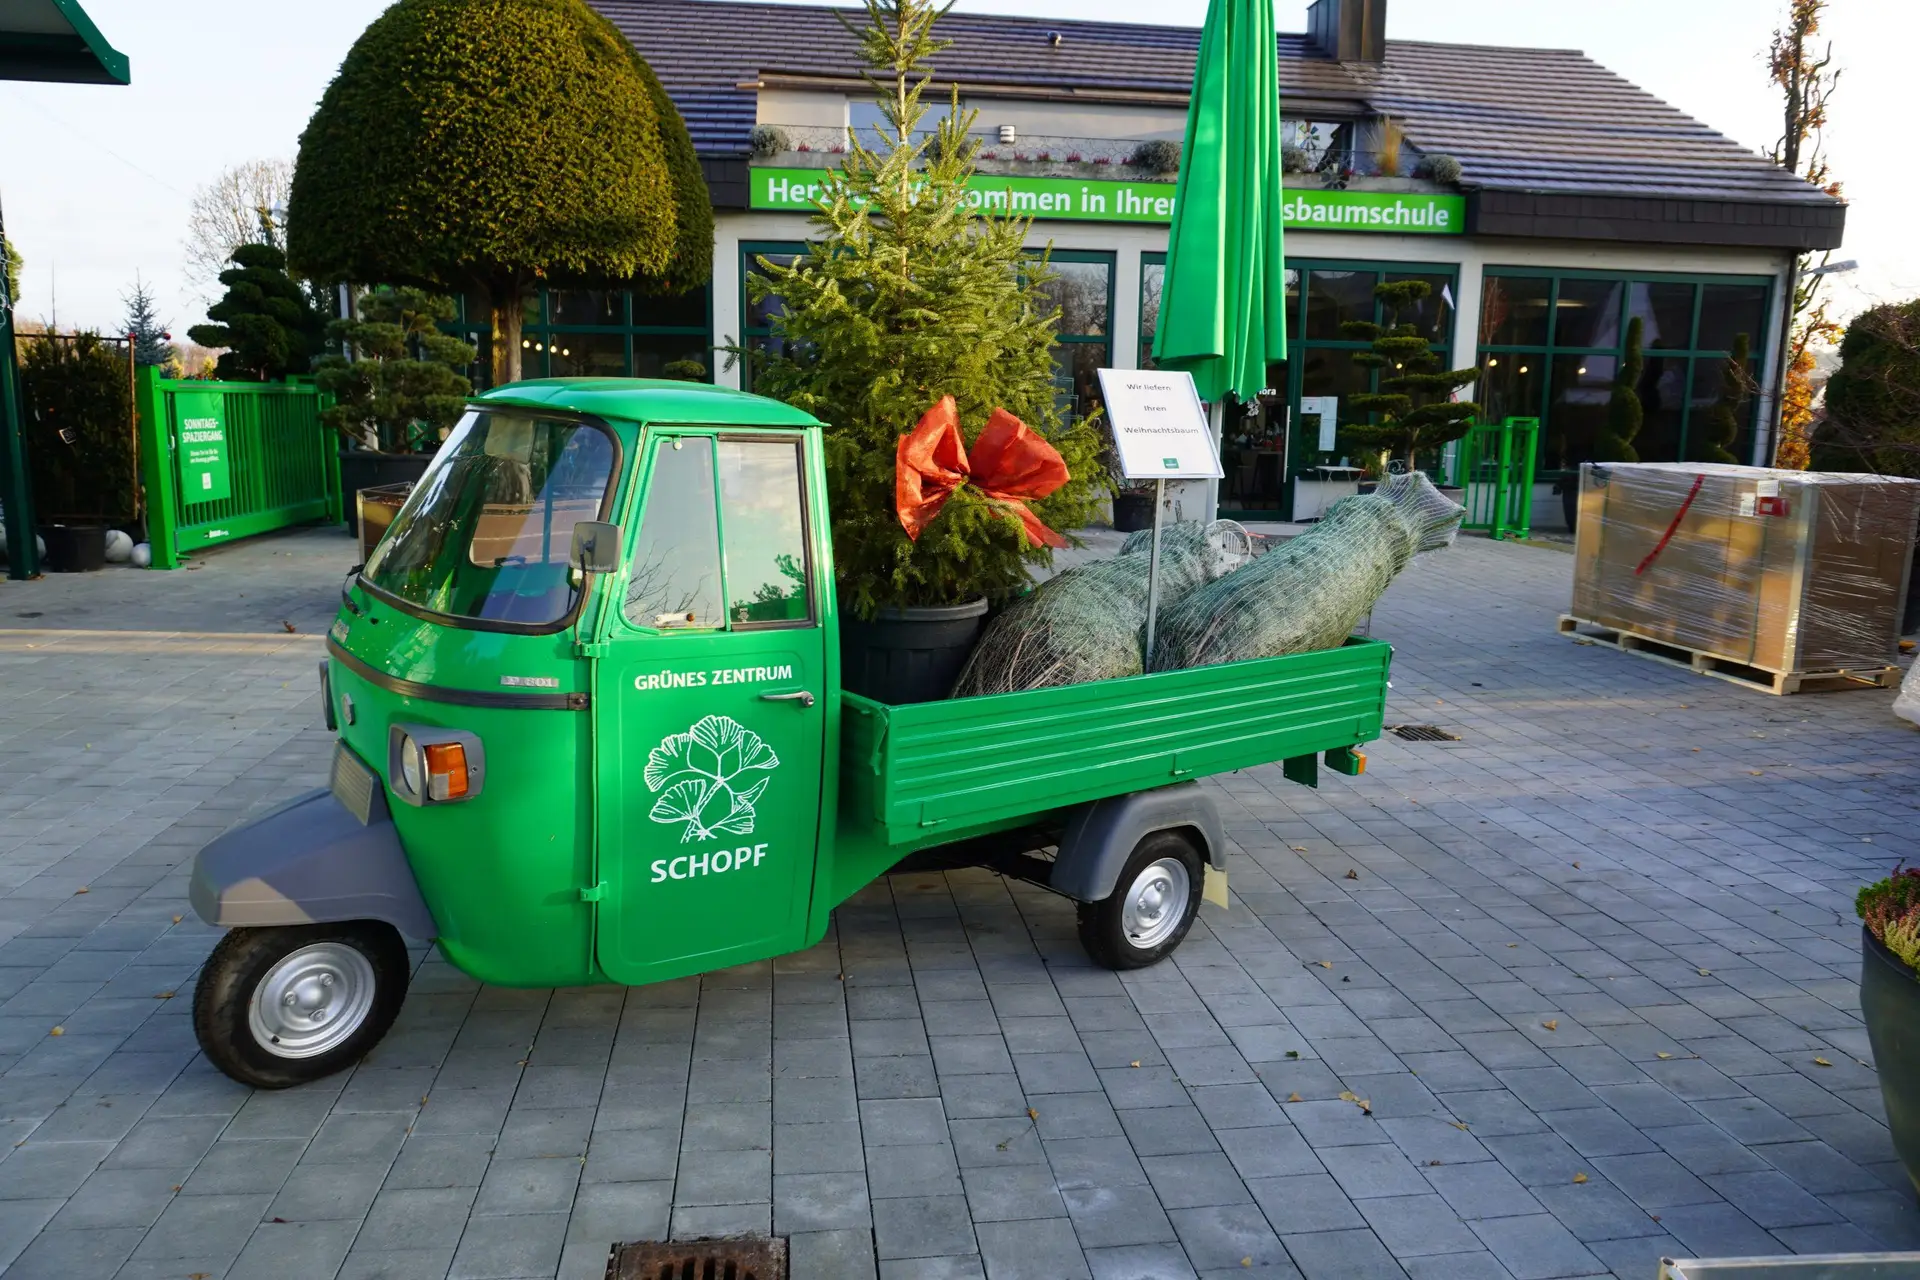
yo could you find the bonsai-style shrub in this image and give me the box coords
[315,287,475,453]
[17,332,136,523]
[286,0,710,386]
[1129,139,1181,175]
[1860,868,1920,970]
[1594,316,1645,463]
[1692,333,1753,465]
[187,243,325,382]
[1816,298,1920,476]
[1414,153,1463,184]
[741,0,1103,617]
[1337,279,1481,470]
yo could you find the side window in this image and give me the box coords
[719,439,812,627]
[625,437,723,629]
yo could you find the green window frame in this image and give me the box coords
[449,285,715,389]
[1474,266,1772,470]
[1030,249,1115,428]
[739,240,810,394]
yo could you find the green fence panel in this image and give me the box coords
[137,368,338,569]
[1455,417,1538,541]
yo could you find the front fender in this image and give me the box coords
[189,788,438,939]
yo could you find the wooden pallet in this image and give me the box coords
[1556,615,1900,696]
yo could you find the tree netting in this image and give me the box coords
[1148,473,1464,671]
[953,520,1253,696]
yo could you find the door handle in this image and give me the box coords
[760,690,816,708]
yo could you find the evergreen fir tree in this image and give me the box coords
[187,243,324,381]
[741,0,1103,616]
[1338,280,1481,470]
[314,287,474,453]
[121,277,173,368]
[1693,332,1752,465]
[1595,316,1645,462]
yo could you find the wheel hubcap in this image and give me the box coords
[247,942,377,1059]
[1121,857,1191,949]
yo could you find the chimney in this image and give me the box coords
[1306,0,1388,64]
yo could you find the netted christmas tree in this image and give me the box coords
[1337,279,1480,471]
[739,0,1104,617]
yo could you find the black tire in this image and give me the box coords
[193,922,409,1089]
[1077,830,1206,970]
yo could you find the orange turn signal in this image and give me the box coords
[424,742,469,801]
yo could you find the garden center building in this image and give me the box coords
[477,0,1845,521]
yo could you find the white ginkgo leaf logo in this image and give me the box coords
[644,715,778,843]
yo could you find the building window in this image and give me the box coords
[450,284,713,388]
[1140,252,1165,370]
[1476,269,1770,469]
[740,241,809,394]
[1030,250,1114,427]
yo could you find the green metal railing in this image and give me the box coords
[1455,416,1539,541]
[135,368,339,569]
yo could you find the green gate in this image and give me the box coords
[135,368,339,569]
[1454,416,1538,541]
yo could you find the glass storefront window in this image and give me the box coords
[1553,278,1623,350]
[1386,272,1454,342]
[1139,256,1165,369]
[448,283,711,389]
[1477,353,1543,427]
[1304,269,1376,340]
[741,244,808,393]
[634,286,710,331]
[634,334,712,382]
[1479,276,1550,347]
[1629,282,1696,350]
[1688,356,1758,461]
[1697,284,1768,354]
[1634,356,1690,462]
[549,332,626,378]
[551,290,621,326]
[1038,259,1112,336]
[1546,355,1615,471]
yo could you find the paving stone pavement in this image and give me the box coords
[2,525,1919,1280]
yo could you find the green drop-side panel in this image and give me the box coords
[841,638,1391,848]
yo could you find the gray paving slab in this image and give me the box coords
[2,528,1919,1277]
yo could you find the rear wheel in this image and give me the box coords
[1077,830,1205,970]
[193,922,409,1088]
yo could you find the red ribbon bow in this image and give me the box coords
[895,396,1070,549]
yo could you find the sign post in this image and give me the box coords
[1095,368,1225,668]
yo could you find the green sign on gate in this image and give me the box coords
[174,391,231,503]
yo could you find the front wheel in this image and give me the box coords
[193,922,410,1088]
[1077,830,1205,970]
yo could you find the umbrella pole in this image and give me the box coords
[1144,476,1166,670]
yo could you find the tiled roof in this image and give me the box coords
[591,0,1838,210]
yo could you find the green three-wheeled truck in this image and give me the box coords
[188,380,1391,1087]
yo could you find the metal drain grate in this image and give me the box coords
[606,1237,788,1280]
[1389,724,1460,742]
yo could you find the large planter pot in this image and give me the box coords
[1560,480,1579,534]
[840,598,988,705]
[39,523,106,573]
[1860,926,1920,1195]
[1112,491,1154,533]
[339,451,434,537]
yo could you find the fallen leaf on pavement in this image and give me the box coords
[1506,943,1518,948]
[1344,869,1359,880]
[1451,1122,1469,1131]
[1573,1172,1588,1184]
[1291,846,1308,852]
[1814,1057,1833,1067]
[49,1026,62,1036]
[1286,1050,1300,1060]
[74,886,88,894]
[1287,1092,1302,1103]
[1657,1052,1673,1060]
[1542,1020,1558,1031]
[154,991,174,1000]
[1339,1091,1359,1102]
[172,915,182,924]
[1317,961,1333,969]
[283,621,297,633]
[1572,861,1581,869]
[1698,969,1712,976]
[1130,1061,1141,1068]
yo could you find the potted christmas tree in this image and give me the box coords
[1857,868,1920,1193]
[1336,280,1480,482]
[743,0,1102,702]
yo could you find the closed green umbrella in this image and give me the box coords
[1152,0,1288,401]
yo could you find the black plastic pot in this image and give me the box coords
[39,524,106,573]
[1860,926,1920,1195]
[339,451,434,537]
[840,598,988,705]
[1112,492,1154,533]
[1902,511,1920,637]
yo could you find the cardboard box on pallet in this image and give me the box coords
[1570,462,1920,680]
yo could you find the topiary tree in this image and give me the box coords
[1816,299,1920,476]
[738,0,1104,617]
[315,287,475,453]
[1691,333,1752,465]
[1337,279,1481,470]
[286,0,711,386]
[188,243,325,381]
[1594,316,1644,462]
[121,278,174,370]
[17,332,136,523]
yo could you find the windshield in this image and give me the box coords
[361,410,616,628]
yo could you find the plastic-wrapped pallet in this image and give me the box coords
[1896,661,1920,728]
[1150,473,1464,671]
[953,520,1252,696]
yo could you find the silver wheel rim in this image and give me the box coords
[246,942,378,1059]
[1121,857,1191,950]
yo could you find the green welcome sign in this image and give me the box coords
[173,390,232,504]
[749,166,1465,235]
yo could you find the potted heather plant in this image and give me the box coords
[1857,866,1920,1193]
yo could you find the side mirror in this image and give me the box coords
[570,521,623,574]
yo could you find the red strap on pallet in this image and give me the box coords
[1634,473,1706,576]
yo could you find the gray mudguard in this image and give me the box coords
[189,788,438,939]
[1050,782,1227,903]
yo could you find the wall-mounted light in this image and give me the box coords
[998,124,1017,145]
[1486,357,1498,368]
[1518,365,1529,374]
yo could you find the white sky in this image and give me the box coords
[0,0,1910,338]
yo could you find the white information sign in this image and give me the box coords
[1300,396,1340,452]
[1095,368,1224,481]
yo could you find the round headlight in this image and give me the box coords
[399,735,423,797]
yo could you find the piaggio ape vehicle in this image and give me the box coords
[189,380,1390,1087]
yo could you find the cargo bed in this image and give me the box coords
[838,638,1392,851]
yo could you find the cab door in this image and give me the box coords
[594,430,827,984]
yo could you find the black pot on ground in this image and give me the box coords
[1560,479,1579,534]
[1903,510,1920,636]
[1860,927,1920,1195]
[840,598,988,705]
[339,451,434,537]
[39,524,106,573]
[1112,491,1154,533]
